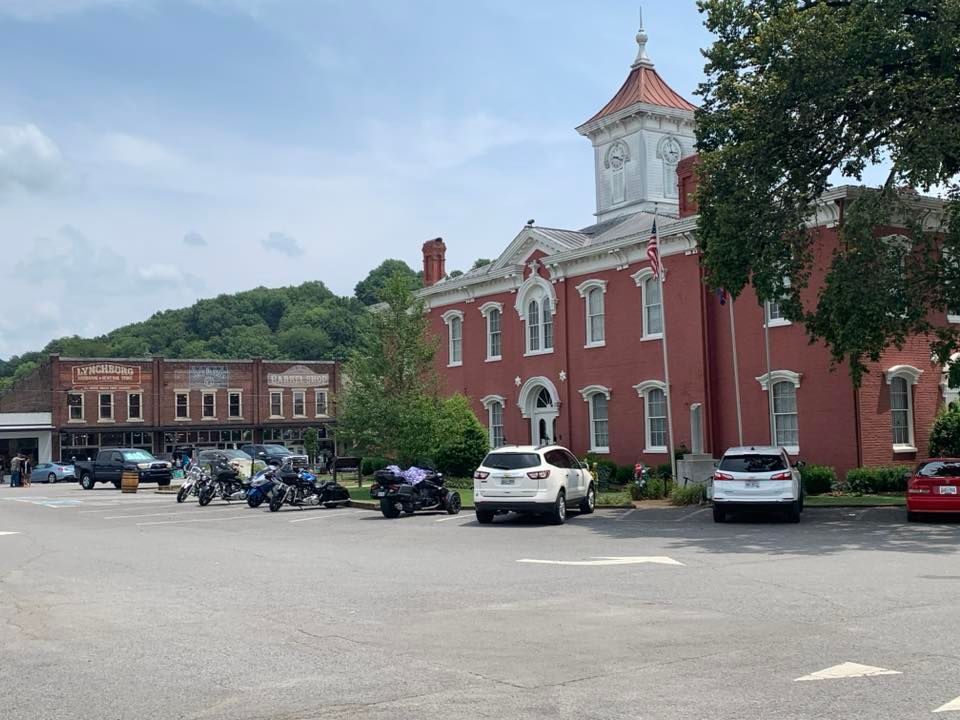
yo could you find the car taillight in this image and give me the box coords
[527,470,550,480]
[770,471,792,481]
[474,471,489,480]
[713,471,734,481]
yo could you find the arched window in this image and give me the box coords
[527,299,540,352]
[481,395,506,449]
[884,364,922,451]
[771,381,798,448]
[542,297,554,350]
[516,275,556,356]
[479,302,503,361]
[644,277,662,337]
[577,279,607,347]
[441,310,464,367]
[634,380,668,454]
[536,387,553,409]
[591,394,609,452]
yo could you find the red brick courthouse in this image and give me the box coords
[417,24,953,477]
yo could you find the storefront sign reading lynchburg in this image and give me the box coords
[267,365,329,388]
[72,363,141,390]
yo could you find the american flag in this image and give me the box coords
[647,219,661,280]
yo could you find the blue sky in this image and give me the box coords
[0,0,714,358]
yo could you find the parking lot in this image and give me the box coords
[2,484,959,720]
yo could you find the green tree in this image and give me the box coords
[696,0,960,383]
[337,273,440,465]
[930,406,960,457]
[471,258,492,269]
[353,259,421,305]
[434,394,489,477]
[303,427,320,466]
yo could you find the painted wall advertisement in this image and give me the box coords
[72,363,142,390]
[267,365,329,388]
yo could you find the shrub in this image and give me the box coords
[615,464,635,485]
[930,406,960,457]
[597,490,632,507]
[434,395,489,477]
[443,476,474,489]
[670,483,704,505]
[653,463,673,480]
[361,456,391,476]
[842,465,912,495]
[592,459,617,489]
[801,465,836,495]
[640,476,665,500]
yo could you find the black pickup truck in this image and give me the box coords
[75,448,173,489]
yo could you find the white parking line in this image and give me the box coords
[934,695,960,713]
[435,514,472,522]
[615,509,637,522]
[102,511,203,520]
[675,506,710,522]
[137,514,259,527]
[794,662,901,682]
[288,511,362,524]
[0,531,21,536]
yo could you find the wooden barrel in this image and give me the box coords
[121,470,140,494]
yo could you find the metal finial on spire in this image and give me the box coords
[632,6,653,68]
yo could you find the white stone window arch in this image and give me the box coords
[481,394,506,448]
[576,279,607,348]
[604,140,630,205]
[942,353,960,408]
[515,275,557,356]
[755,370,802,453]
[478,302,503,362]
[579,385,611,453]
[631,268,663,341]
[441,309,464,367]
[885,364,923,452]
[634,380,668,453]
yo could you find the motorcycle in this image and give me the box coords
[176,465,209,503]
[370,465,461,518]
[198,457,249,507]
[245,464,282,508]
[268,467,351,513]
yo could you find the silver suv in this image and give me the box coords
[711,446,804,523]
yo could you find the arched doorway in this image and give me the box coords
[517,377,560,446]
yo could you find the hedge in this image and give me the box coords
[841,465,912,495]
[800,465,836,495]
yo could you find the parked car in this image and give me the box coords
[473,445,595,525]
[31,462,75,484]
[711,446,804,523]
[906,458,960,521]
[239,444,306,467]
[75,448,173,489]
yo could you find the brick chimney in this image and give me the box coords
[677,154,701,218]
[422,238,446,287]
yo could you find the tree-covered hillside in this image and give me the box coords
[0,259,423,392]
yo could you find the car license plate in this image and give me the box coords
[745,480,760,488]
[939,486,958,495]
[501,478,515,485]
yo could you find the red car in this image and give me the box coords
[906,459,960,521]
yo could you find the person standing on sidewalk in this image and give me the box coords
[21,453,32,487]
[10,454,21,487]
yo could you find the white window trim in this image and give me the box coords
[949,313,960,325]
[67,392,85,423]
[481,394,506,449]
[632,268,663,341]
[127,392,144,423]
[269,389,283,419]
[97,392,115,424]
[769,382,800,456]
[579,385,612,454]
[174,390,190,421]
[576,279,608,349]
[634,380,668,454]
[314,389,329,418]
[441,309,465,368]
[755,369,802,392]
[201,391,217,421]
[227,389,243,420]
[479,302,503,362]
[885,365,922,452]
[764,301,792,328]
[516,275,557,357]
[291,389,308,418]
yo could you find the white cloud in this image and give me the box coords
[183,230,207,247]
[100,132,185,170]
[262,230,303,256]
[0,123,71,195]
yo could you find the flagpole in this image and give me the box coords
[654,205,678,485]
[728,297,744,445]
[763,301,776,445]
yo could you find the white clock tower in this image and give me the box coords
[575,17,697,222]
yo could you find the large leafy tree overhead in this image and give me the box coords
[696,0,960,383]
[353,259,422,306]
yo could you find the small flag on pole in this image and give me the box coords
[647,219,661,279]
[717,288,727,305]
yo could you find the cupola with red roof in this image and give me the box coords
[576,11,697,222]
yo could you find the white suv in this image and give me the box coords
[473,445,596,525]
[711,446,804,523]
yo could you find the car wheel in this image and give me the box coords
[786,500,801,523]
[80,474,94,490]
[578,484,596,514]
[157,478,171,487]
[475,507,495,524]
[712,504,726,523]
[445,491,462,515]
[380,498,401,519]
[48,473,57,484]
[548,490,566,525]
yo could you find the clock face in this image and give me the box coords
[608,143,626,170]
[663,138,682,165]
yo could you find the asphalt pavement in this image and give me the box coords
[1,483,959,720]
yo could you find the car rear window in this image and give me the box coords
[917,461,960,477]
[482,453,541,470]
[718,454,787,472]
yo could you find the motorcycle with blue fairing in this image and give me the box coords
[268,465,351,512]
[246,464,283,508]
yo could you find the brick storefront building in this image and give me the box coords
[416,24,954,477]
[0,355,339,463]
